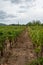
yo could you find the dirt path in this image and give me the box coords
[2,28,35,65]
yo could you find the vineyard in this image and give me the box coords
[0,24,43,65]
[28,25,43,65]
[0,26,25,57]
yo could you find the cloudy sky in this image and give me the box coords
[0,0,43,24]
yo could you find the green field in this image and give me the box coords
[0,25,26,56]
[0,24,43,65]
[28,25,43,65]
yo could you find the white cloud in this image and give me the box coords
[0,0,43,24]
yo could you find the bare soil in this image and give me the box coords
[0,28,35,65]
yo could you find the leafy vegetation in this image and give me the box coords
[28,21,43,65]
[0,25,25,56]
[27,57,43,65]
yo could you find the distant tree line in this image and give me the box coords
[26,20,43,26]
[0,20,43,26]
